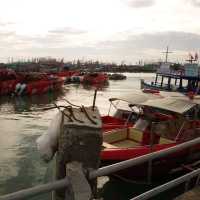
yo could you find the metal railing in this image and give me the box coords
[0,178,69,200]
[2,136,200,200]
[131,167,200,200]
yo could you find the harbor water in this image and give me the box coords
[0,73,185,200]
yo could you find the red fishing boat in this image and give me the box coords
[14,73,64,96]
[0,69,19,96]
[101,95,200,181]
[82,72,108,85]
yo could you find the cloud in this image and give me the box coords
[125,0,156,8]
[0,22,14,27]
[0,31,15,37]
[99,31,200,52]
[0,30,200,63]
[189,0,200,6]
[48,27,86,35]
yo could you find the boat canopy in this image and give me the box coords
[140,97,197,114]
[109,91,162,105]
[108,90,200,114]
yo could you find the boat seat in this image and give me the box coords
[103,128,128,143]
[159,137,174,144]
[112,140,139,148]
[102,142,117,148]
[128,128,143,143]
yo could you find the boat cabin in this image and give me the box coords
[102,96,200,149]
[141,63,200,94]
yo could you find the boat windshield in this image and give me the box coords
[109,99,140,122]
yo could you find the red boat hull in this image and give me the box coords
[25,79,63,95]
[101,142,200,181]
[83,73,108,85]
[0,80,18,95]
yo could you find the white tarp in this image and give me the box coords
[36,111,62,162]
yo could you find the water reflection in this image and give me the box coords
[0,90,65,113]
[0,133,51,200]
[82,82,109,91]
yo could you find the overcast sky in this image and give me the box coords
[0,0,200,63]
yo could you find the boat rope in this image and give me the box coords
[175,121,186,142]
[81,106,97,125]
[34,105,70,111]
[65,106,84,123]
[53,103,73,122]
[62,98,81,108]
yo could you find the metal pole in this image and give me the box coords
[92,90,97,110]
[89,137,200,179]
[108,102,112,116]
[0,178,69,200]
[130,167,200,200]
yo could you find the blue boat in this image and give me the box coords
[141,61,200,94]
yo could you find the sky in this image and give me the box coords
[0,0,200,64]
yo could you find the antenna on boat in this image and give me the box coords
[162,46,173,63]
[92,89,98,110]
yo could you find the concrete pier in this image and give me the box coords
[55,106,102,200]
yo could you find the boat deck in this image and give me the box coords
[103,127,174,149]
[112,139,139,148]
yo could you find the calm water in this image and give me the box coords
[0,73,179,200]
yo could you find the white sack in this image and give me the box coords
[36,111,62,162]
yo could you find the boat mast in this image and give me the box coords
[162,46,173,63]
